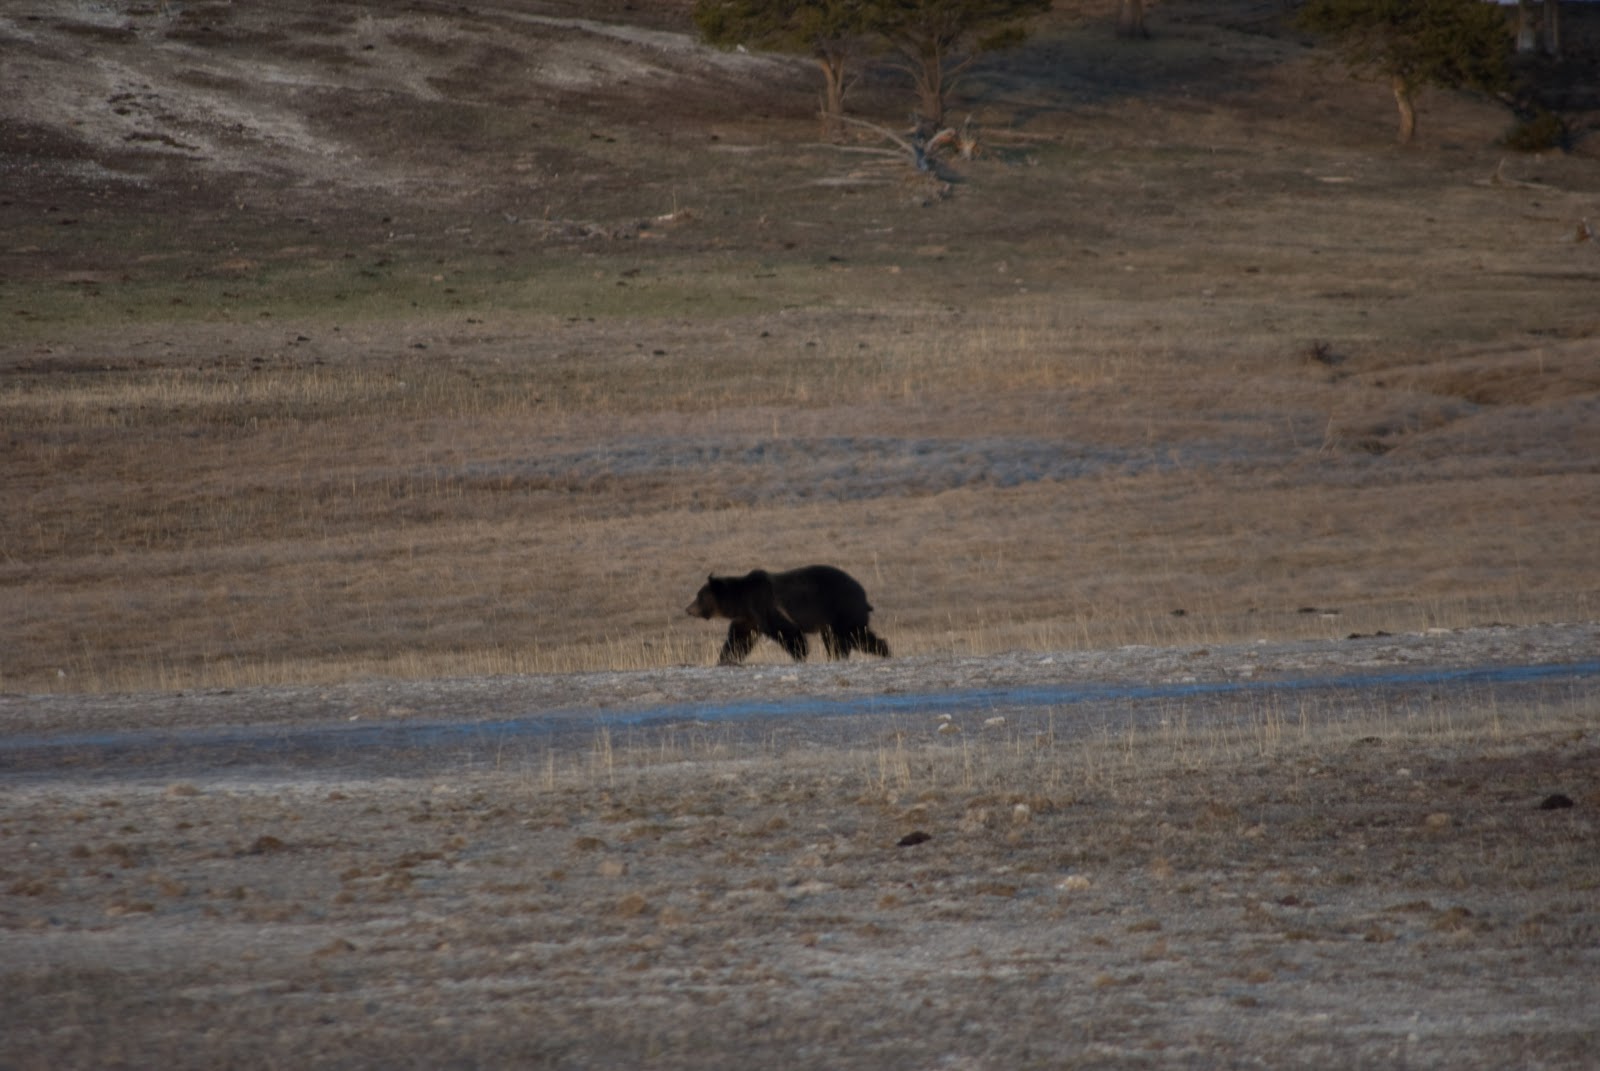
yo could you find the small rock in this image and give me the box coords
[246,834,287,854]
[613,893,650,917]
[897,830,931,847]
[1538,793,1574,810]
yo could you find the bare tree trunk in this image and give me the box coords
[1392,74,1416,145]
[1516,0,1538,53]
[1118,0,1148,39]
[1542,0,1560,57]
[915,48,945,127]
[816,56,848,142]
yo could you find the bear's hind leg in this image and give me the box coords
[719,622,759,665]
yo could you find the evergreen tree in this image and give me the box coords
[694,0,876,140]
[1299,0,1511,144]
[869,0,1052,127]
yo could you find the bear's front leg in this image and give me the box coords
[720,622,759,665]
[768,622,808,662]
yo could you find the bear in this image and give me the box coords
[686,565,891,666]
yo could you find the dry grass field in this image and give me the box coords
[3,0,1598,690]
[2,0,1599,1067]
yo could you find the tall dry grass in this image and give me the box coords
[5,294,1595,693]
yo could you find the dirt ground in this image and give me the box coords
[3,1,1600,1067]
[3,624,1599,1069]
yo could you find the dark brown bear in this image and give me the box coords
[686,565,891,666]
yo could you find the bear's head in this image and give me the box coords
[685,575,723,619]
